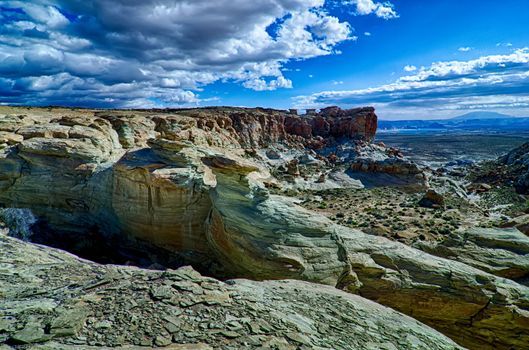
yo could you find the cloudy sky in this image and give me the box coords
[1,0,529,119]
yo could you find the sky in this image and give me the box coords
[1,0,529,120]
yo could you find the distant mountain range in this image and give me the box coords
[450,111,515,120]
[379,111,529,132]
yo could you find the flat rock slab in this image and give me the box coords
[0,234,461,350]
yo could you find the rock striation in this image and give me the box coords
[0,106,379,264]
[284,106,378,145]
[416,228,529,284]
[204,155,529,350]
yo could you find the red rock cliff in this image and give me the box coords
[284,106,377,145]
[151,106,378,149]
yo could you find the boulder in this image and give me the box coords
[0,132,23,145]
[502,214,529,235]
[467,182,492,193]
[419,189,445,208]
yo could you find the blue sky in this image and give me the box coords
[1,1,529,119]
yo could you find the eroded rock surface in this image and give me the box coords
[0,233,462,350]
[205,155,529,350]
[416,228,529,284]
[1,106,528,349]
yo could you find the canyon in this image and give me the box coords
[1,106,529,350]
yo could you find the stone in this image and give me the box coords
[49,306,89,337]
[501,214,529,236]
[286,159,300,176]
[155,335,173,346]
[0,132,23,145]
[467,182,492,193]
[285,332,311,345]
[9,322,49,344]
[419,189,445,208]
[265,149,281,160]
[0,234,461,350]
[150,285,174,300]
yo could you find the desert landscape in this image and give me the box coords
[2,0,529,349]
[0,105,528,350]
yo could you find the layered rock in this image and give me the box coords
[0,233,462,350]
[0,106,378,254]
[284,106,377,145]
[416,228,529,284]
[348,143,427,190]
[1,107,528,349]
[0,116,121,234]
[204,155,529,349]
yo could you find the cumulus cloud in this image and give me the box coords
[458,47,472,52]
[243,76,293,91]
[0,0,389,107]
[346,0,398,19]
[404,65,417,72]
[294,49,529,118]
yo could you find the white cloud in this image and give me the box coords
[294,49,529,118]
[7,2,69,28]
[458,47,472,52]
[347,0,398,19]
[0,0,375,106]
[403,65,417,72]
[364,31,371,36]
[242,76,293,91]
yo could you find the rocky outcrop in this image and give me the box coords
[348,143,427,190]
[1,107,528,349]
[495,142,529,194]
[148,106,377,150]
[502,214,529,236]
[418,189,445,209]
[0,233,462,350]
[284,106,377,145]
[0,107,377,249]
[204,155,529,349]
[416,228,529,284]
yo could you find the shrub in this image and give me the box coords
[0,208,37,241]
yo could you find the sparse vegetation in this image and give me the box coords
[0,208,37,241]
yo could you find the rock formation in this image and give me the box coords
[500,142,529,194]
[284,106,378,145]
[0,233,463,349]
[204,155,529,349]
[416,228,529,284]
[0,106,528,349]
